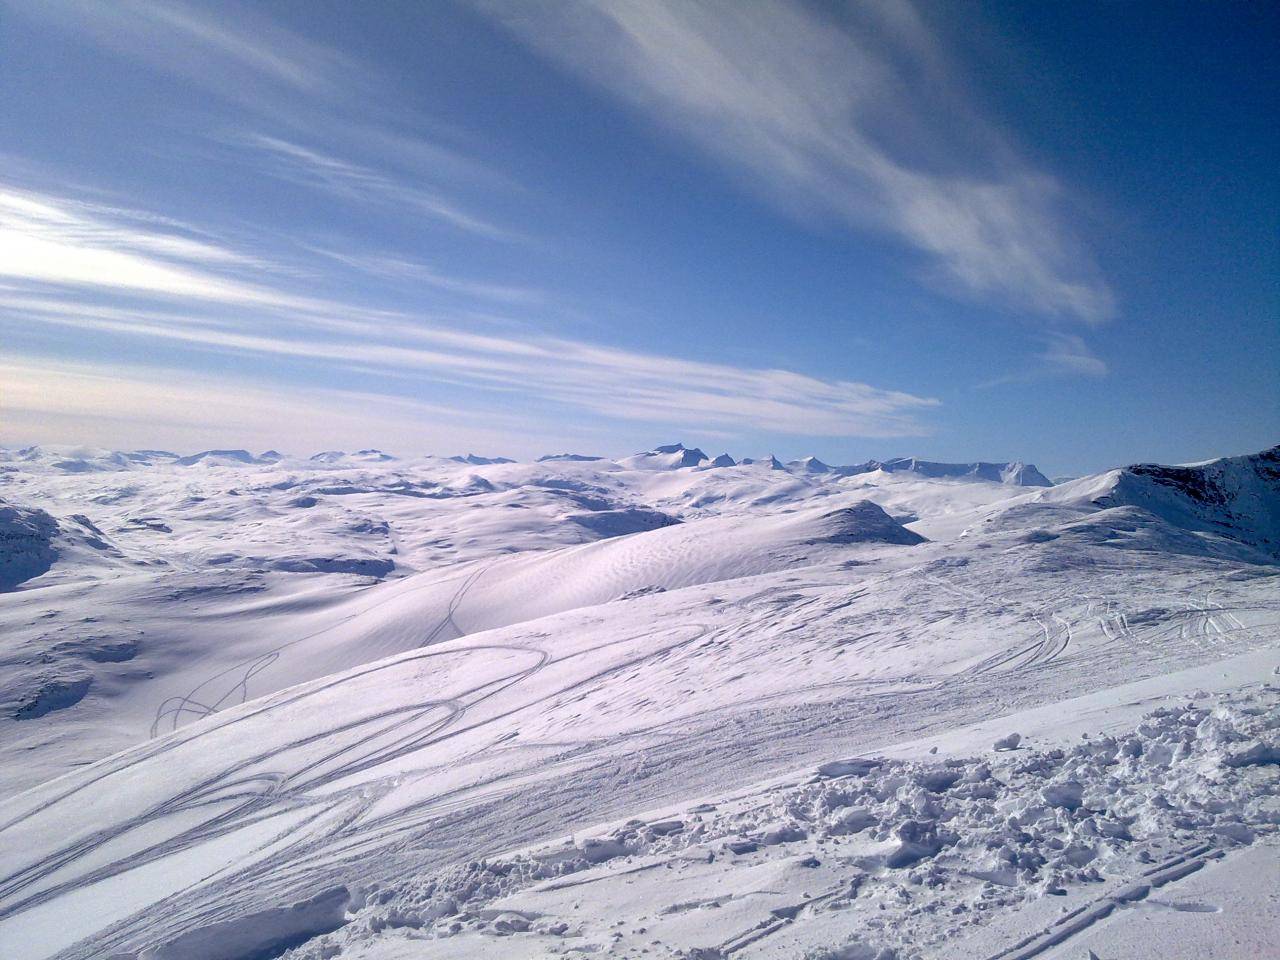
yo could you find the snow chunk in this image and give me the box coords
[1223,740,1280,767]
[1041,780,1085,810]
[818,758,882,778]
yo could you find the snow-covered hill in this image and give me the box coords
[0,500,57,590]
[0,443,1275,960]
[0,498,141,591]
[952,445,1280,564]
[1098,445,1280,557]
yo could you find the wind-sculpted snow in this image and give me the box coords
[0,443,1276,958]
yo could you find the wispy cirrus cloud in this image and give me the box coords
[477,0,1116,325]
[0,187,318,310]
[1040,332,1109,378]
[9,0,362,107]
[305,248,546,305]
[0,183,937,441]
[5,1,517,245]
[976,331,1108,389]
[238,135,519,241]
[0,356,558,456]
[9,297,937,438]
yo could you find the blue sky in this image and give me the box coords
[1,0,1275,474]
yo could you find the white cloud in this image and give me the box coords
[0,357,559,456]
[305,249,545,305]
[975,331,1108,388]
[10,301,936,438]
[0,188,319,310]
[8,0,361,106]
[1040,331,1109,378]
[240,135,517,241]
[1,184,937,440]
[6,0,511,243]
[478,0,1115,323]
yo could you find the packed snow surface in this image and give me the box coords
[0,442,1276,960]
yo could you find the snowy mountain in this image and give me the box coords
[872,456,1053,486]
[447,453,515,465]
[173,448,267,467]
[0,443,1275,960]
[961,445,1280,563]
[620,442,710,469]
[1098,445,1280,556]
[536,452,604,462]
[787,455,832,474]
[0,499,139,591]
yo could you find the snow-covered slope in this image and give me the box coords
[1097,445,1280,556]
[0,500,58,590]
[0,498,141,590]
[0,443,1275,960]
[173,449,268,467]
[960,445,1280,563]
[0,496,925,792]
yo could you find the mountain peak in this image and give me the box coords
[788,456,831,474]
[449,454,514,466]
[174,449,260,467]
[537,452,604,462]
[627,444,708,468]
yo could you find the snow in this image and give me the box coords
[1034,839,1279,959]
[537,453,605,463]
[173,449,265,467]
[1100,445,1280,557]
[0,442,1275,959]
[875,458,1053,488]
[0,500,58,589]
[137,887,352,960]
[620,443,711,469]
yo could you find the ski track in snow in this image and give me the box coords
[5,576,1274,960]
[983,840,1227,960]
[0,444,1277,959]
[3,639,555,915]
[149,560,495,736]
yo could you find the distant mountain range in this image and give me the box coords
[0,441,1055,486]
